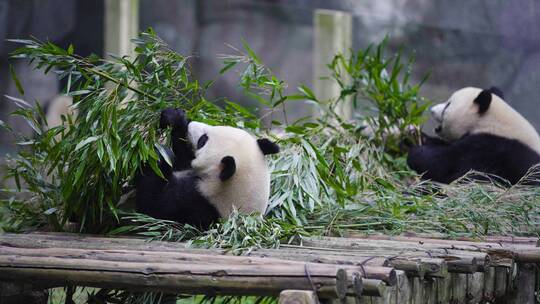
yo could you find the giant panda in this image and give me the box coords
[407,87,540,185]
[134,108,280,229]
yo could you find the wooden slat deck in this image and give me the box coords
[0,232,538,304]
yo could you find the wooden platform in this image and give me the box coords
[0,233,538,303]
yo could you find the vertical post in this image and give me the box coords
[497,263,537,304]
[313,9,352,120]
[104,0,139,57]
[278,290,319,304]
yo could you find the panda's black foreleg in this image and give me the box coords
[407,143,457,184]
[160,108,195,171]
[421,133,449,146]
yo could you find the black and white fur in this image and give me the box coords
[407,87,540,184]
[135,109,279,229]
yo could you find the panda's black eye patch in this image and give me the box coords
[197,134,208,149]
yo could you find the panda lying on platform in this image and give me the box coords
[407,87,540,184]
[135,108,280,230]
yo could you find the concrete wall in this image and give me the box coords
[141,0,540,129]
[2,0,540,150]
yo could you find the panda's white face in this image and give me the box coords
[187,121,272,217]
[431,87,483,141]
[430,87,540,154]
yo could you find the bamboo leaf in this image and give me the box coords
[9,65,24,95]
[75,136,100,151]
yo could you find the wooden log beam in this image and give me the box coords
[0,233,497,270]
[488,248,540,263]
[325,235,540,264]
[299,236,510,268]
[348,232,539,247]
[281,244,480,274]
[305,235,526,255]
[0,252,386,298]
[0,236,394,297]
[0,234,396,286]
[252,248,430,279]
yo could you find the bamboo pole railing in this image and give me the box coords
[0,232,538,304]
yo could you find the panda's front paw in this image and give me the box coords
[160,108,189,132]
[399,137,416,153]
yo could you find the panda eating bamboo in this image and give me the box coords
[135,108,280,230]
[407,87,540,185]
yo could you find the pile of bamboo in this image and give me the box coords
[0,233,538,304]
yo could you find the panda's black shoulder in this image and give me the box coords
[462,133,535,151]
[456,133,538,158]
[458,133,540,179]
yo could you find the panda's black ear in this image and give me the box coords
[488,86,504,99]
[257,138,280,155]
[219,156,236,181]
[474,90,492,114]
